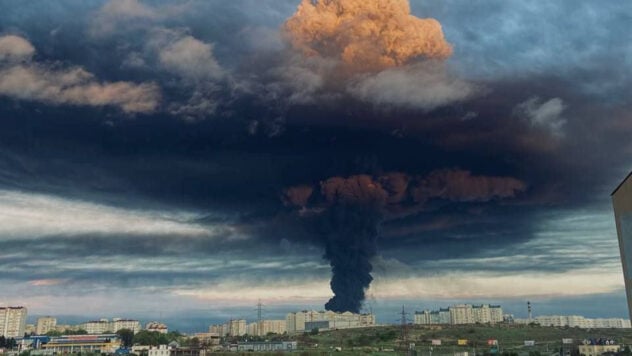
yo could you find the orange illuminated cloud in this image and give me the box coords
[283,0,452,72]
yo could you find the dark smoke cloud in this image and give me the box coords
[284,170,526,311]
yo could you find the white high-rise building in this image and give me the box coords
[247,320,286,336]
[36,316,57,335]
[285,310,375,333]
[80,319,111,334]
[415,304,503,325]
[80,318,141,334]
[0,306,28,338]
[112,319,141,333]
[450,304,474,325]
[472,305,491,323]
[489,305,503,323]
[515,315,631,328]
[228,319,247,336]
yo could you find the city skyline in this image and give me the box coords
[5,301,630,336]
[0,0,631,326]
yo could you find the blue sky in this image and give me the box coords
[0,0,631,331]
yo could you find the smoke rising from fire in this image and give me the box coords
[284,170,526,312]
[283,0,453,73]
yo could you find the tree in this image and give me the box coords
[45,330,63,337]
[133,331,169,346]
[64,329,88,335]
[7,338,17,349]
[310,328,319,335]
[117,329,135,348]
[187,337,200,348]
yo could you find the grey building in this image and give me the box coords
[612,171,632,321]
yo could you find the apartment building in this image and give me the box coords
[0,306,28,338]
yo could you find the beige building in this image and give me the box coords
[613,171,632,322]
[0,306,28,338]
[228,319,247,336]
[36,317,57,335]
[285,310,375,333]
[25,324,36,335]
[193,332,220,345]
[516,315,630,328]
[145,322,168,334]
[209,324,227,336]
[148,345,171,356]
[81,319,111,334]
[80,318,141,334]
[489,305,503,323]
[415,304,503,325]
[247,320,286,336]
[112,319,141,333]
[210,319,247,337]
[450,304,474,325]
[578,343,620,356]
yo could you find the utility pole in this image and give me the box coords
[399,305,409,353]
[256,299,264,337]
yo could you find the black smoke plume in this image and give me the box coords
[321,205,381,313]
[283,170,526,313]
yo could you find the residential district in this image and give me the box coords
[1,304,631,355]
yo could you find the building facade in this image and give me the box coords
[42,334,121,354]
[0,306,28,338]
[112,319,142,333]
[228,319,246,337]
[80,320,111,334]
[578,341,620,356]
[450,304,474,325]
[613,171,632,322]
[514,315,631,328]
[36,317,57,335]
[285,311,375,333]
[80,318,141,334]
[146,322,168,334]
[233,341,297,352]
[209,319,246,337]
[247,320,286,336]
[415,304,503,325]
[148,345,171,356]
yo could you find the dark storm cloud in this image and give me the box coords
[0,0,630,312]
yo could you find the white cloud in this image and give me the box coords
[144,29,226,120]
[90,0,186,37]
[348,62,477,110]
[515,97,567,136]
[0,35,160,113]
[173,266,624,304]
[0,189,214,238]
[369,268,623,300]
[0,65,160,113]
[158,35,224,82]
[0,35,35,61]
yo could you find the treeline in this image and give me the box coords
[45,329,89,336]
[131,330,185,346]
[0,336,18,349]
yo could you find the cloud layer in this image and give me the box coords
[0,35,159,113]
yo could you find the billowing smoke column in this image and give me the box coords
[320,176,387,312]
[283,170,526,312]
[280,0,526,314]
[283,0,453,72]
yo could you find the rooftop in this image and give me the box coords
[611,170,632,196]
